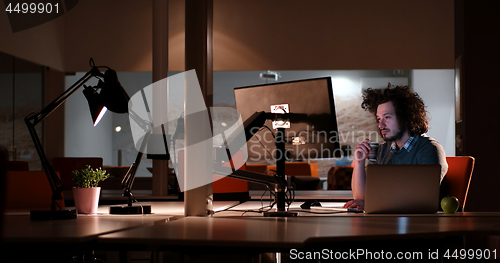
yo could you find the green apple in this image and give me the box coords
[441,196,459,214]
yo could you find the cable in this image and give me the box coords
[127,192,147,215]
[285,184,295,209]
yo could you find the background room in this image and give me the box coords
[62,69,454,181]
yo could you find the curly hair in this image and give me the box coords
[361,83,428,136]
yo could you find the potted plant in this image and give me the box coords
[72,165,109,214]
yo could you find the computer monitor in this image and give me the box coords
[234,77,341,163]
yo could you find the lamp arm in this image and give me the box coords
[121,131,151,206]
[128,109,151,131]
[28,67,102,126]
[120,85,155,206]
[25,118,62,206]
[24,66,103,210]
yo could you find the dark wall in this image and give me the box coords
[456,0,500,211]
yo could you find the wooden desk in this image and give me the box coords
[2,214,170,244]
[1,201,238,262]
[1,214,170,262]
[5,200,500,262]
[98,213,500,249]
[97,201,500,261]
[3,201,239,217]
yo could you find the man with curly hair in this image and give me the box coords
[344,84,448,210]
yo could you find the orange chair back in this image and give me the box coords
[327,166,353,190]
[310,162,319,178]
[6,161,29,171]
[245,163,268,190]
[267,162,312,176]
[5,171,65,209]
[245,163,268,174]
[213,151,249,194]
[444,156,475,211]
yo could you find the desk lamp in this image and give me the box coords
[109,107,155,215]
[25,58,129,220]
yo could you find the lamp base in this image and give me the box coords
[30,209,77,220]
[109,205,151,215]
[263,211,298,217]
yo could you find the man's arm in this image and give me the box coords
[352,155,366,200]
[344,139,371,209]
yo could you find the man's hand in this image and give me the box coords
[343,199,365,210]
[354,139,372,161]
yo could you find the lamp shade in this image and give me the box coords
[100,69,130,114]
[83,68,130,126]
[83,83,107,126]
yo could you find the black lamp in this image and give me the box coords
[25,58,129,220]
[108,94,158,215]
[83,83,106,126]
[83,66,130,126]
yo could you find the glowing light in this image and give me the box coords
[115,126,122,132]
[93,107,108,126]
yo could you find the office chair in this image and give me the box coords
[246,163,268,190]
[327,166,353,190]
[6,161,29,171]
[268,162,320,190]
[442,156,475,212]
[5,171,65,209]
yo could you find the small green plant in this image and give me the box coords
[72,165,109,188]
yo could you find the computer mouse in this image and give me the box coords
[300,200,322,209]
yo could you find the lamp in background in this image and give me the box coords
[108,106,158,215]
[25,58,129,220]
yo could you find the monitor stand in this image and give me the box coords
[263,128,298,217]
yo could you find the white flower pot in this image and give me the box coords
[72,187,101,214]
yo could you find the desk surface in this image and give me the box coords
[215,200,350,217]
[5,200,500,255]
[2,214,169,244]
[98,213,500,251]
[1,201,238,244]
[97,201,500,251]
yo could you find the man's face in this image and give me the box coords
[376,101,405,141]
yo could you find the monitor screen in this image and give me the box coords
[234,77,341,163]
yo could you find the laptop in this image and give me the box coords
[363,164,441,214]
